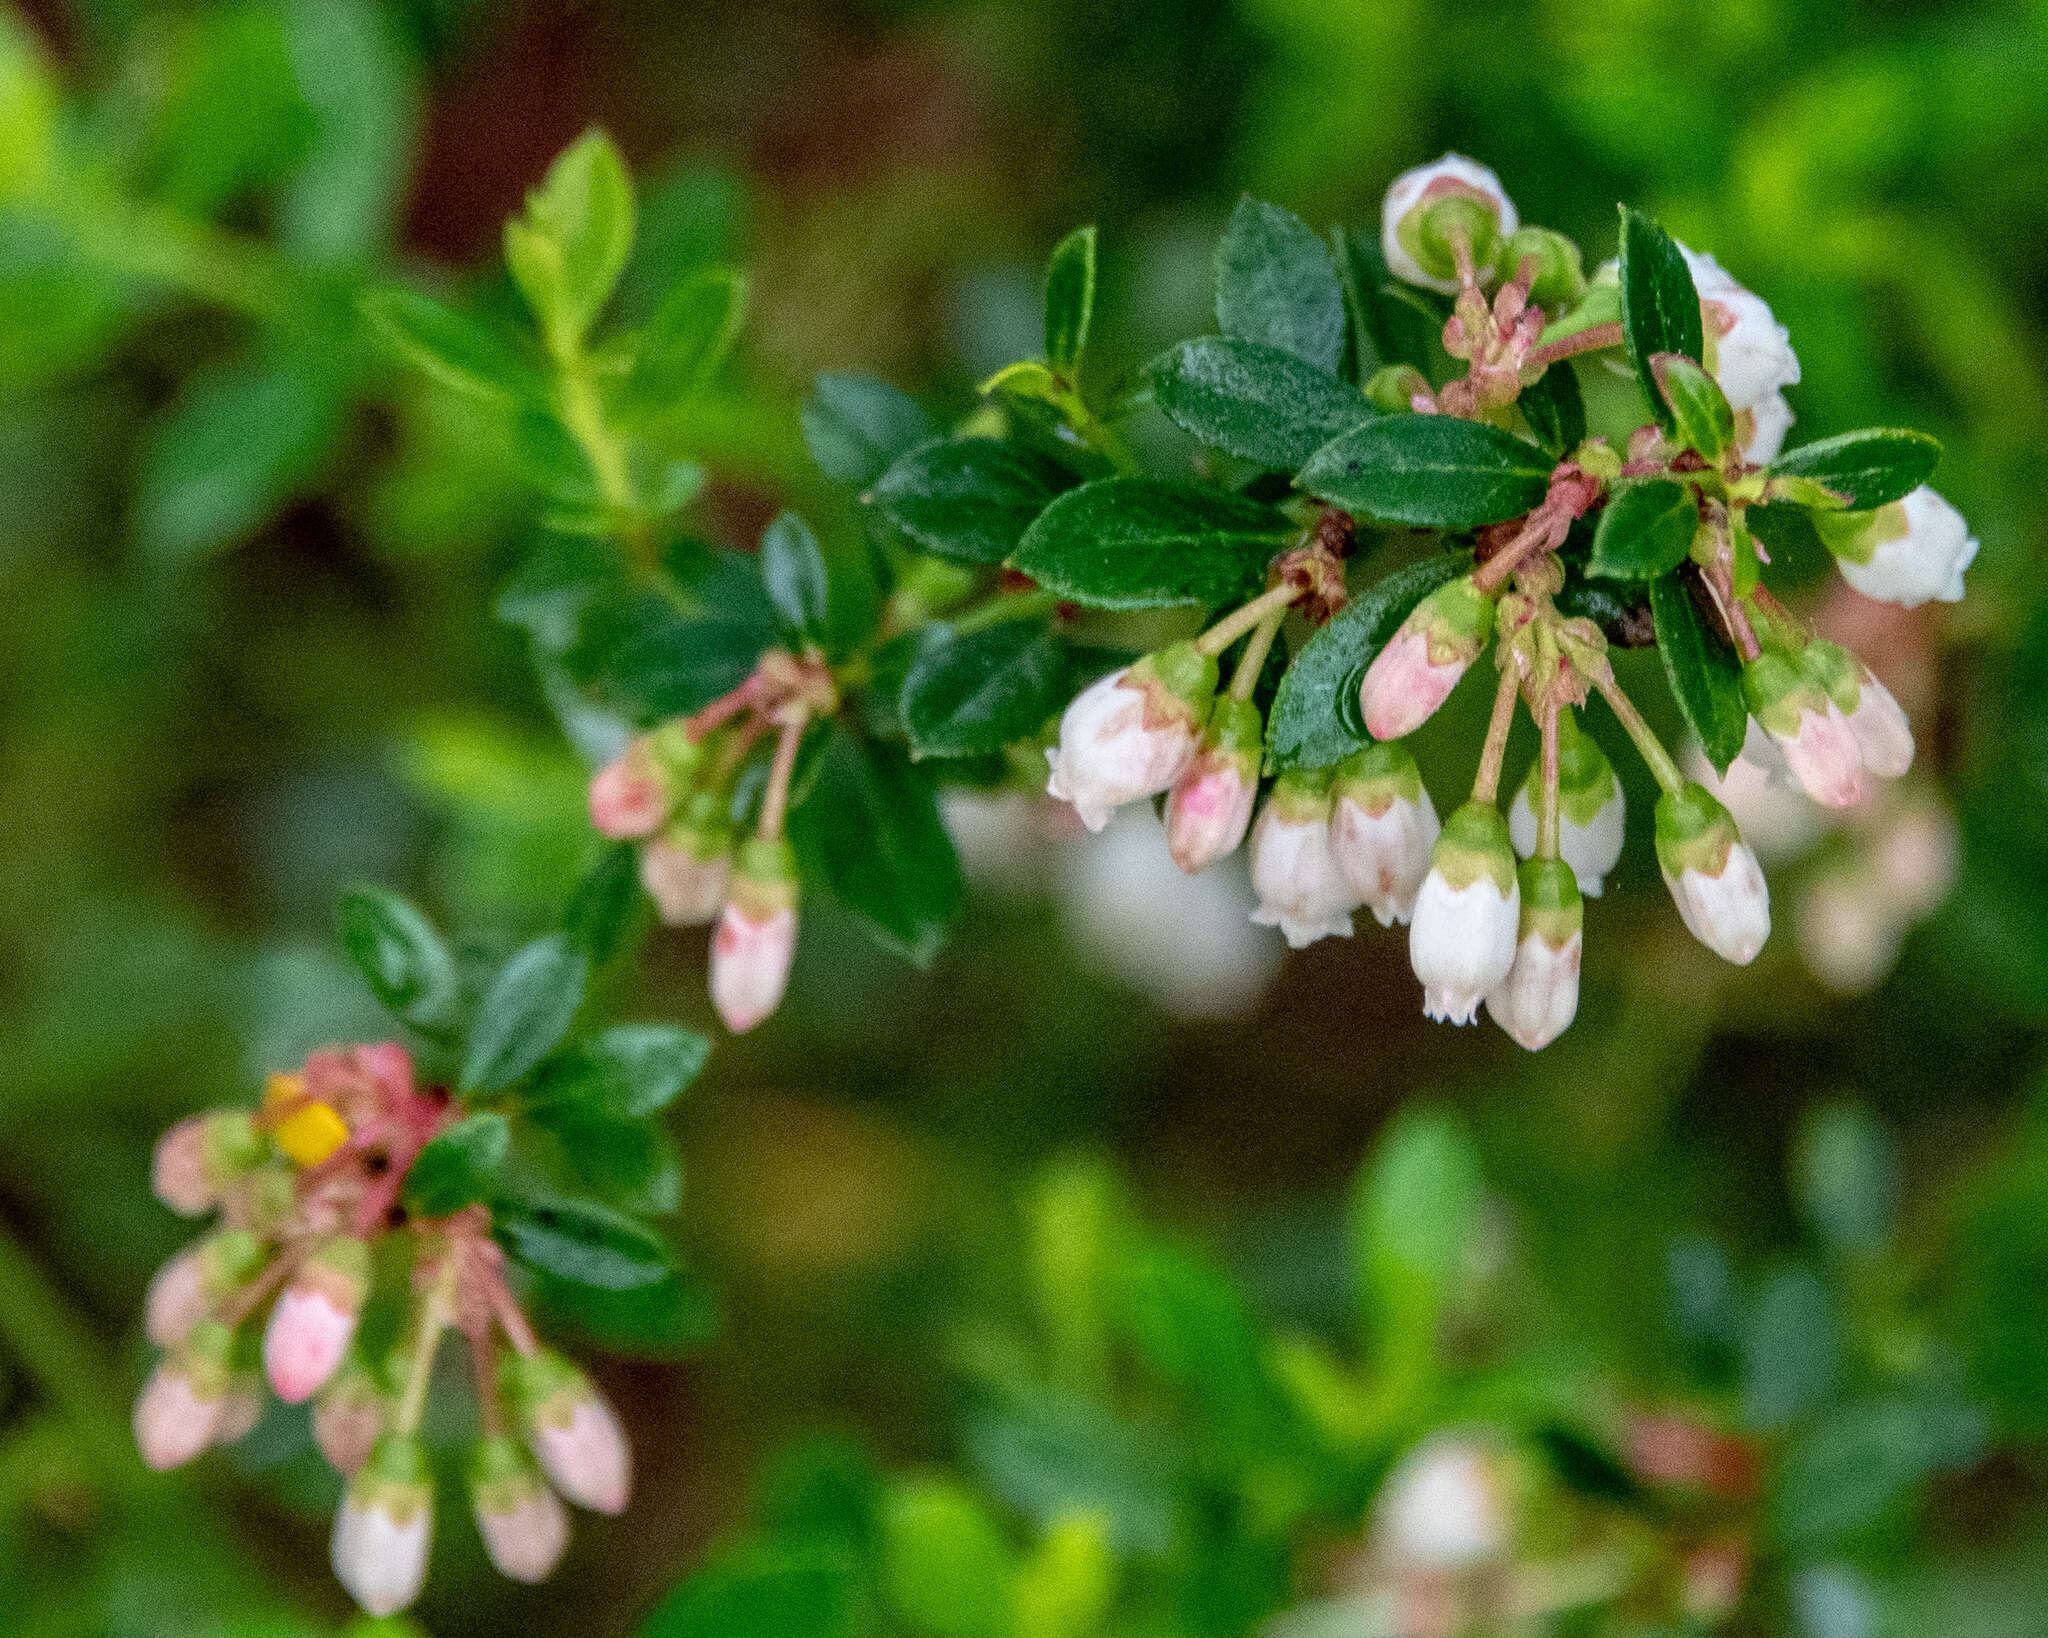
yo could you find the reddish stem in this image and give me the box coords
[1524,322,1624,373]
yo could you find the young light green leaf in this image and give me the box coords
[1520,361,1586,458]
[336,884,461,1031]
[1766,429,1940,511]
[901,619,1067,759]
[1652,352,1734,461]
[1351,1107,1484,1362]
[1114,1241,1282,1448]
[460,933,589,1093]
[1044,224,1096,378]
[1588,480,1699,580]
[760,510,830,641]
[641,1541,857,1638]
[1150,335,1374,471]
[1009,478,1294,611]
[803,372,937,488]
[788,726,963,967]
[625,266,746,411]
[360,285,541,403]
[1215,197,1345,375]
[882,1479,1016,1638]
[495,1192,674,1289]
[869,437,1061,567]
[1298,415,1552,530]
[1265,553,1470,770]
[1332,225,1439,380]
[402,1111,509,1217]
[505,128,635,351]
[530,1022,711,1120]
[1617,206,1702,435]
[1649,569,1748,773]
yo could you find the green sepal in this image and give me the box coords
[1398,193,1501,284]
[1364,364,1430,414]
[1136,641,1220,714]
[1798,639,1863,714]
[1516,857,1583,947]
[1331,740,1424,813]
[1266,765,1335,822]
[731,836,799,917]
[1502,226,1584,310]
[1742,651,1822,736]
[1413,574,1496,661]
[1653,782,1738,879]
[1202,696,1264,763]
[1432,800,1516,894]
[1811,500,1906,566]
[1554,709,1617,827]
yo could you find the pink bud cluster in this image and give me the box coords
[139,1044,632,1614]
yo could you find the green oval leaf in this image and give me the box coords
[529,1022,711,1120]
[803,372,937,488]
[1009,478,1294,610]
[625,265,746,411]
[1333,225,1441,379]
[1264,553,1470,770]
[1649,569,1748,774]
[1151,335,1375,472]
[1044,224,1096,377]
[1651,352,1733,461]
[460,933,589,1093]
[506,128,635,348]
[336,884,460,1032]
[901,619,1068,759]
[1767,429,1940,511]
[760,510,830,641]
[1617,206,1702,435]
[1297,415,1552,530]
[1588,480,1699,580]
[402,1111,509,1217]
[495,1192,674,1290]
[869,437,1062,567]
[1215,197,1345,375]
[360,285,541,403]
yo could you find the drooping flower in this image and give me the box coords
[263,1235,371,1404]
[1382,154,1519,293]
[1507,711,1625,896]
[1045,644,1217,831]
[1164,697,1262,874]
[1818,485,1978,607]
[134,1321,233,1471]
[640,795,733,926]
[587,736,673,839]
[1656,782,1771,964]
[1328,740,1440,927]
[1678,245,1800,420]
[314,1361,386,1476]
[1485,857,1583,1050]
[332,1433,435,1617]
[1410,801,1521,1024]
[709,838,799,1034]
[1358,576,1495,742]
[506,1348,632,1515]
[146,1229,263,1350]
[1799,639,1913,779]
[1248,769,1356,948]
[471,1435,571,1584]
[1744,652,1867,809]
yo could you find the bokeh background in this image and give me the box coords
[3,0,2047,1634]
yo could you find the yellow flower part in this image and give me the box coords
[264,1071,350,1167]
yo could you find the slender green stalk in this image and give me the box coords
[1228,607,1286,702]
[1594,666,1684,793]
[1472,661,1522,804]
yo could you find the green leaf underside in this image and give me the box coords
[869,437,1062,566]
[901,620,1068,759]
[788,726,963,967]
[760,510,830,640]
[1214,197,1346,376]
[802,372,938,488]
[1588,480,1698,580]
[1009,478,1294,610]
[1650,570,1748,774]
[1265,553,1470,770]
[1521,362,1586,457]
[1769,429,1940,511]
[460,933,590,1093]
[1617,207,1703,434]
[1151,335,1374,471]
[1044,225,1096,376]
[1298,416,1552,530]
[336,884,459,1029]
[403,1112,510,1217]
[496,1193,674,1289]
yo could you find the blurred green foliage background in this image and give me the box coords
[2,0,2047,1634]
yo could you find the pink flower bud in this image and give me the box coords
[1820,486,1976,607]
[1656,783,1771,965]
[1329,742,1439,927]
[1358,578,1493,742]
[1248,772,1355,948]
[507,1349,632,1515]
[332,1433,435,1616]
[1382,154,1519,292]
[214,1370,264,1445]
[471,1435,571,1583]
[314,1363,385,1475]
[1375,1435,1512,1573]
[152,1110,260,1216]
[145,1247,210,1350]
[639,828,731,925]
[134,1323,232,1470]
[263,1237,371,1403]
[1484,860,1582,1051]
[1409,802,1520,1024]
[1745,654,1866,809]
[588,737,672,839]
[1045,644,1217,832]
[709,838,799,1034]
[1164,698,1261,874]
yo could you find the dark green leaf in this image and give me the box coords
[1298,415,1552,530]
[1588,480,1699,580]
[760,510,830,640]
[563,842,644,964]
[1520,362,1586,457]
[1332,226,1439,379]
[360,285,540,403]
[788,727,962,967]
[642,1542,857,1638]
[460,934,589,1093]
[532,1105,683,1214]
[402,1112,509,1217]
[869,437,1061,567]
[1151,335,1374,471]
[1009,478,1293,610]
[530,1267,717,1356]
[901,619,1067,759]
[625,266,746,410]
[530,1023,711,1119]
[1652,352,1733,460]
[496,1191,673,1290]
[1767,429,1940,511]
[335,885,461,1031]
[1044,224,1095,377]
[1265,553,1469,770]
[576,590,771,719]
[1215,197,1345,375]
[802,372,937,488]
[1616,206,1702,435]
[1650,570,1749,774]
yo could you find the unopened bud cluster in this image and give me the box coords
[141,1044,632,1613]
